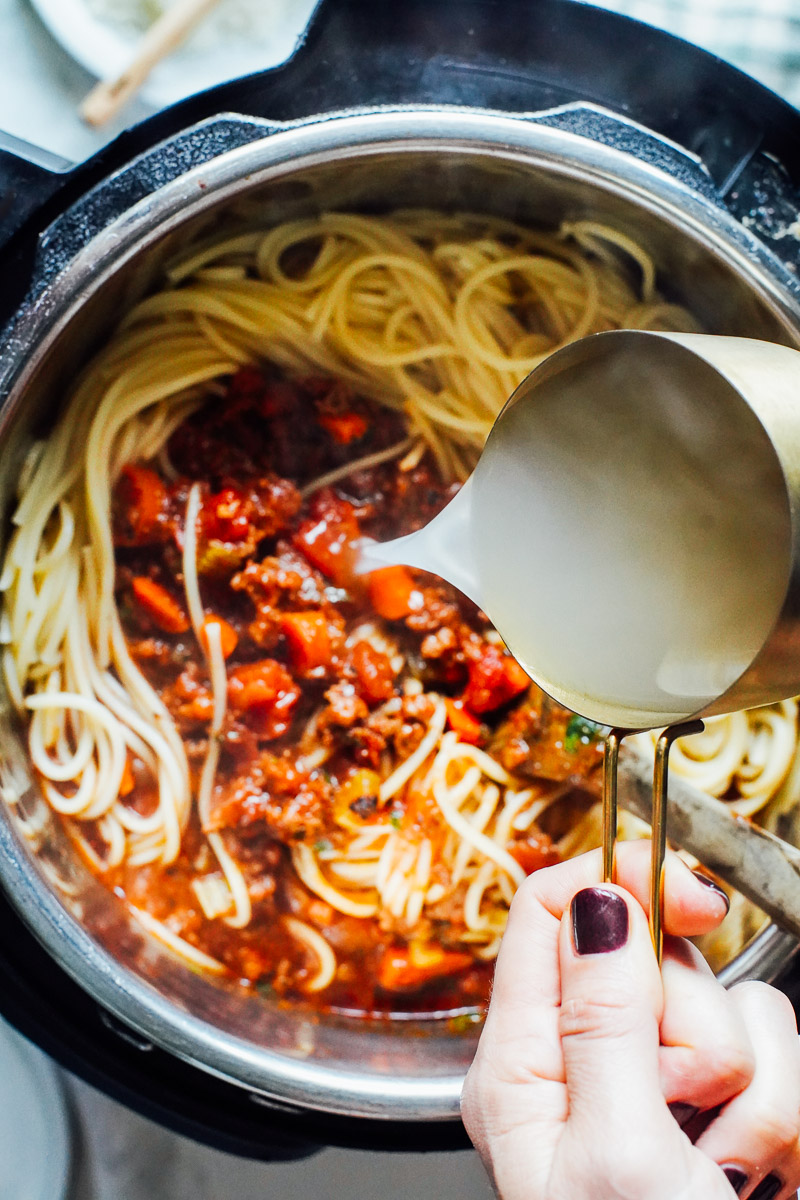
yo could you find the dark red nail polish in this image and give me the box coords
[692,871,731,913]
[721,1166,748,1195]
[681,1104,721,1145]
[750,1174,782,1200]
[571,887,629,955]
[668,1102,698,1128]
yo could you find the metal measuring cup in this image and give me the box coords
[479,329,800,955]
[362,329,800,955]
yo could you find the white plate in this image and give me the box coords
[0,1017,71,1200]
[28,0,321,110]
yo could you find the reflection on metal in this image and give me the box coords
[604,722,706,963]
[601,728,634,885]
[651,721,705,961]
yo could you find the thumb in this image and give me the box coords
[555,886,688,1193]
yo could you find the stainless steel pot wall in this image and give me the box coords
[1,107,799,1122]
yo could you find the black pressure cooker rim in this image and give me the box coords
[5,0,800,258]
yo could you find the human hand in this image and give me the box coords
[461,842,800,1200]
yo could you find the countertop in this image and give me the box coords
[62,1075,493,1200]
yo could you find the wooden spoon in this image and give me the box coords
[81,0,224,128]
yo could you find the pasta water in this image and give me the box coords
[360,330,795,729]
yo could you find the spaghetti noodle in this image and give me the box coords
[0,209,791,1007]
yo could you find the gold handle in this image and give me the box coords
[601,728,632,884]
[80,0,224,127]
[602,720,705,962]
[650,720,704,960]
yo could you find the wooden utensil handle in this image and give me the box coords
[81,0,223,128]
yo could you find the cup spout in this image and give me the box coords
[356,475,484,607]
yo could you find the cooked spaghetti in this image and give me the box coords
[1,210,793,1009]
[631,706,800,819]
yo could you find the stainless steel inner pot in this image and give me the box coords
[1,107,799,1123]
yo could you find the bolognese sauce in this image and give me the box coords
[102,368,603,1013]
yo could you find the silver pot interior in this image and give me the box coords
[1,110,799,1121]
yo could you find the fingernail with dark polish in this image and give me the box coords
[750,1174,782,1200]
[692,871,731,913]
[668,1102,698,1129]
[571,887,629,955]
[721,1166,748,1195]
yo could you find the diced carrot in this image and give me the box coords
[201,615,238,660]
[280,611,332,672]
[119,756,136,797]
[227,659,300,738]
[444,698,483,745]
[368,565,417,621]
[377,943,473,993]
[131,577,190,634]
[117,464,165,543]
[503,656,531,695]
[318,412,369,444]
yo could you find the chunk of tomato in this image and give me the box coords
[292,492,360,587]
[377,943,473,993]
[508,834,561,876]
[202,487,252,544]
[351,640,396,705]
[463,643,530,714]
[115,464,166,545]
[443,698,483,744]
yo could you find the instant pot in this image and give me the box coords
[2,0,800,1159]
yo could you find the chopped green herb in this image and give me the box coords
[389,810,403,830]
[448,1011,483,1035]
[314,838,334,856]
[255,979,275,999]
[197,539,247,576]
[564,714,604,754]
